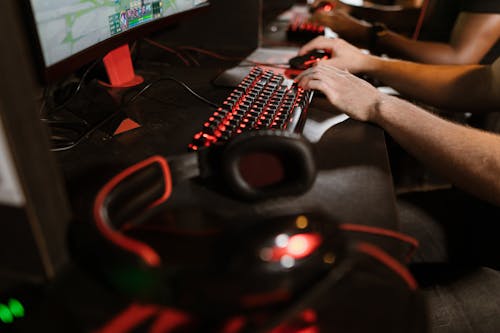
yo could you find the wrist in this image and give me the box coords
[369,93,396,124]
[361,55,384,76]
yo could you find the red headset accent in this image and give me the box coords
[339,223,419,262]
[356,242,418,290]
[94,303,192,333]
[93,155,172,267]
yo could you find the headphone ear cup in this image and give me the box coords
[219,130,317,200]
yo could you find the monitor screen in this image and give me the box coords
[27,0,209,80]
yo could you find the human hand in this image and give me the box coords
[295,62,384,122]
[299,37,374,74]
[310,9,371,46]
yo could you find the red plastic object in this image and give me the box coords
[102,44,144,88]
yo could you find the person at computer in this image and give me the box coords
[308,0,500,64]
[310,0,423,35]
[294,40,500,332]
[295,50,500,206]
[298,36,499,114]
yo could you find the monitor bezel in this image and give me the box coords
[21,1,210,83]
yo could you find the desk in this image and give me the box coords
[27,34,423,333]
[57,62,402,258]
[1,0,429,330]
[25,55,428,332]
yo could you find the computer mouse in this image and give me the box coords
[288,49,331,70]
[165,210,345,315]
[309,1,336,13]
[71,207,345,316]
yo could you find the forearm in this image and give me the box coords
[372,96,500,205]
[357,0,418,11]
[376,32,477,64]
[364,57,496,110]
[351,4,420,34]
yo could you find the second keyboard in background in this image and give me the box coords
[286,16,325,43]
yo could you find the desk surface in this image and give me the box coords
[32,43,420,332]
[57,62,401,257]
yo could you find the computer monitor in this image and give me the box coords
[25,0,210,85]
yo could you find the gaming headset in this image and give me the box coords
[70,129,423,332]
[176,129,317,200]
[70,130,349,316]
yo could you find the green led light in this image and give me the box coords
[0,304,14,324]
[8,299,24,318]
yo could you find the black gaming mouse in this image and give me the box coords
[288,49,331,70]
[71,206,346,316]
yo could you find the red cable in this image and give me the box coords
[144,38,191,66]
[93,155,172,267]
[177,46,246,61]
[149,309,192,333]
[182,50,201,67]
[221,316,247,333]
[356,242,418,290]
[93,303,160,333]
[339,223,419,262]
[412,0,430,40]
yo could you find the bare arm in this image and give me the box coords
[299,37,500,110]
[376,13,500,64]
[375,94,500,206]
[296,63,500,205]
[364,55,500,110]
[311,9,500,65]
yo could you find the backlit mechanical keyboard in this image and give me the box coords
[286,17,325,43]
[188,67,313,151]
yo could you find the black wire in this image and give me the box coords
[51,76,219,152]
[42,59,101,118]
[44,59,102,152]
[124,76,219,108]
[148,41,293,71]
[177,46,246,62]
[176,45,291,69]
[50,108,123,152]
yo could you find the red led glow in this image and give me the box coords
[287,236,307,256]
[322,4,334,12]
[287,234,322,259]
[268,233,322,261]
[304,59,318,67]
[270,309,319,333]
[95,303,193,333]
[189,66,312,151]
[221,316,247,333]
